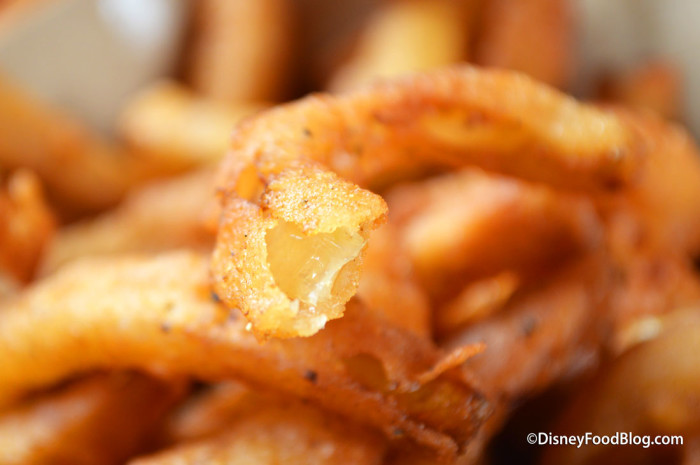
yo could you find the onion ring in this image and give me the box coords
[0,251,488,460]
[213,66,639,338]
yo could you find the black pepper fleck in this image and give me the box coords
[304,370,318,383]
[521,316,537,337]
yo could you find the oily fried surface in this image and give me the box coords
[0,170,54,284]
[40,169,216,274]
[139,385,387,465]
[213,162,388,338]
[0,372,183,465]
[600,109,700,256]
[220,66,638,194]
[474,0,573,88]
[543,318,700,465]
[606,252,700,354]
[357,222,431,337]
[186,0,296,103]
[443,255,609,401]
[214,66,641,339]
[385,168,602,299]
[0,74,153,216]
[327,0,470,93]
[0,251,488,461]
[118,81,266,171]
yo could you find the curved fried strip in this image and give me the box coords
[0,170,54,283]
[215,163,388,338]
[601,110,700,256]
[0,74,152,216]
[436,272,519,335]
[606,253,700,354]
[163,382,250,444]
[40,169,216,275]
[474,0,573,88]
[385,168,602,299]
[187,0,296,102]
[357,223,431,337]
[214,66,638,338]
[131,398,386,465]
[220,66,636,193]
[597,61,682,121]
[118,81,267,171]
[443,255,609,401]
[0,251,488,461]
[0,372,183,465]
[542,318,700,465]
[327,0,470,92]
[439,256,610,463]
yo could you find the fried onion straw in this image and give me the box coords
[327,0,470,93]
[39,169,216,275]
[0,373,184,465]
[0,170,54,285]
[474,0,573,88]
[118,81,267,171]
[0,75,153,216]
[132,389,386,465]
[0,251,488,461]
[384,168,602,300]
[186,0,296,103]
[213,66,639,338]
[443,254,609,401]
[542,316,700,465]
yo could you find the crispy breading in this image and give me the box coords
[327,0,470,92]
[0,251,488,461]
[0,74,153,216]
[40,169,215,274]
[0,373,183,465]
[385,168,602,299]
[475,0,573,88]
[214,66,641,338]
[118,81,266,171]
[542,318,700,465]
[187,0,296,103]
[0,170,54,283]
[152,384,386,465]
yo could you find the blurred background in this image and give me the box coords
[0,0,699,135]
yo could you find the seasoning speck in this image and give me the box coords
[304,370,318,383]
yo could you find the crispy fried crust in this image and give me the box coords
[118,81,266,170]
[0,170,54,284]
[40,169,216,274]
[444,255,609,400]
[0,373,183,465]
[542,318,700,465]
[600,109,700,255]
[187,0,296,102]
[475,0,573,88]
[0,251,488,461]
[136,388,387,465]
[385,168,602,298]
[327,0,470,92]
[214,66,641,338]
[0,75,152,215]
